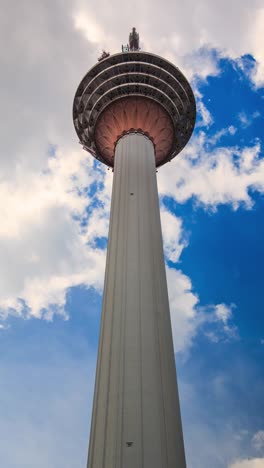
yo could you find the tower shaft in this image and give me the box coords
[87,133,186,468]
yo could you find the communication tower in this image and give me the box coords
[73,28,196,468]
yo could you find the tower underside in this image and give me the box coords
[87,133,186,468]
[73,51,196,168]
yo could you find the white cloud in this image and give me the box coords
[72,0,264,86]
[181,48,220,82]
[167,268,238,352]
[72,7,119,53]
[204,304,238,343]
[249,8,264,87]
[252,431,264,452]
[0,129,238,351]
[158,137,264,210]
[73,11,105,45]
[161,210,237,353]
[0,3,263,467]
[0,147,111,320]
[166,267,199,353]
[0,0,260,351]
[229,459,264,468]
[196,98,214,128]
[160,207,187,263]
[238,111,261,129]
[208,126,237,146]
[238,112,252,129]
[215,303,232,323]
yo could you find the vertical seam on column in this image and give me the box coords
[148,154,169,468]
[155,175,172,462]
[138,137,144,468]
[102,142,123,468]
[116,138,128,467]
[121,137,129,467]
[114,138,125,468]
[154,173,170,467]
[88,159,117,468]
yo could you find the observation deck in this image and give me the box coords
[73,48,196,168]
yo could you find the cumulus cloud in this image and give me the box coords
[196,100,214,127]
[249,8,264,87]
[72,0,264,85]
[166,267,199,352]
[0,0,261,351]
[167,267,237,352]
[224,430,264,468]
[1,2,263,467]
[0,147,111,320]
[158,135,264,210]
[208,126,237,146]
[160,207,187,263]
[161,210,237,353]
[203,304,238,343]
[237,111,261,129]
[252,431,264,452]
[229,459,264,468]
[215,303,233,324]
[194,87,214,128]
[0,132,237,355]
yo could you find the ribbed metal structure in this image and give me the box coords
[73,51,196,167]
[87,133,186,468]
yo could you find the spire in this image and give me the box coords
[129,27,140,51]
[122,27,140,52]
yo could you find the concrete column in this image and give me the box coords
[87,133,186,468]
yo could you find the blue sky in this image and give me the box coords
[0,1,264,467]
